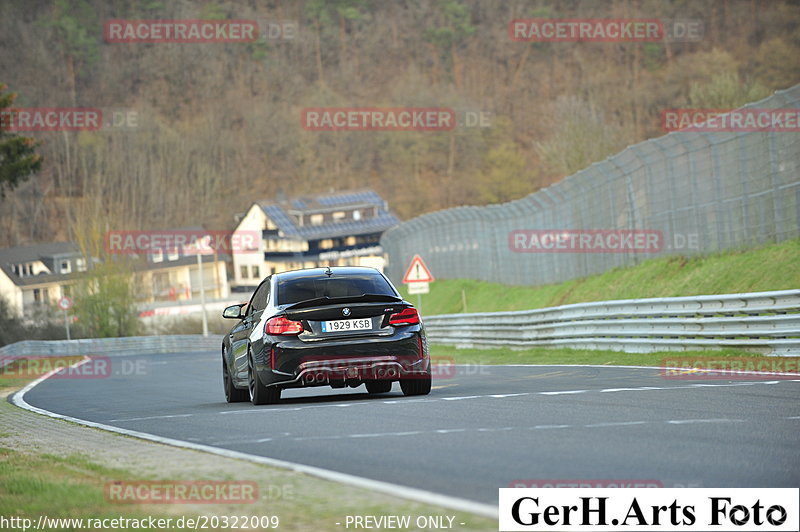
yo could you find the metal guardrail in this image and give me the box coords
[423,290,800,356]
[2,291,798,359]
[0,335,220,357]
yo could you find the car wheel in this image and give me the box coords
[223,354,248,403]
[248,352,281,405]
[400,373,432,396]
[365,380,392,394]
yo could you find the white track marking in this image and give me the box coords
[107,413,194,422]
[208,417,762,447]
[584,421,648,428]
[498,363,800,378]
[106,379,797,423]
[442,395,482,400]
[667,419,746,425]
[14,355,798,521]
[10,359,497,519]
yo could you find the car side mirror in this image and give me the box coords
[222,304,245,319]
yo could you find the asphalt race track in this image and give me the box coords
[20,351,800,506]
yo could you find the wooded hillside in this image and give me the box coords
[1,0,798,247]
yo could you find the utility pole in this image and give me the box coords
[197,251,208,337]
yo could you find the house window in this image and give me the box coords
[310,213,324,225]
[167,248,179,261]
[76,258,87,272]
[353,210,361,220]
[240,265,249,279]
[33,288,41,303]
[153,272,170,296]
[152,249,163,263]
[333,211,345,221]
[60,260,71,274]
[42,288,49,302]
[62,285,71,297]
[251,265,260,279]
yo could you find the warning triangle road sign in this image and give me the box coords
[402,255,434,283]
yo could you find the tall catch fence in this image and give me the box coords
[381,85,800,286]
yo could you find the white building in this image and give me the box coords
[0,240,229,317]
[231,190,399,290]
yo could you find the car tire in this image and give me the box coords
[365,380,392,394]
[223,354,248,403]
[400,373,432,396]
[248,352,281,405]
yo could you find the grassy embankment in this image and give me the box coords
[397,239,800,366]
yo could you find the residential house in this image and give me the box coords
[0,238,230,317]
[0,242,88,316]
[231,190,399,290]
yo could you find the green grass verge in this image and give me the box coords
[0,358,497,531]
[430,344,788,367]
[400,238,800,316]
[0,447,165,522]
[0,356,85,392]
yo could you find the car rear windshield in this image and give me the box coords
[276,273,397,305]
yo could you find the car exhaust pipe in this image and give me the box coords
[315,372,327,383]
[305,373,316,383]
[376,368,386,378]
[386,368,397,379]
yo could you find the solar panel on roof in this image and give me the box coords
[262,205,301,237]
[259,191,396,239]
[317,191,381,206]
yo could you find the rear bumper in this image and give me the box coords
[256,329,429,388]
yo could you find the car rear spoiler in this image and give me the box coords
[282,293,404,311]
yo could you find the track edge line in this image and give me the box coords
[8,358,498,520]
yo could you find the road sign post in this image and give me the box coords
[193,234,212,338]
[407,282,429,294]
[402,255,434,314]
[58,296,73,340]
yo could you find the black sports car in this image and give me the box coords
[221,266,431,404]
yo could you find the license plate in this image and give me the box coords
[321,318,372,332]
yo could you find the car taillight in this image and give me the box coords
[265,316,303,335]
[389,307,420,326]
